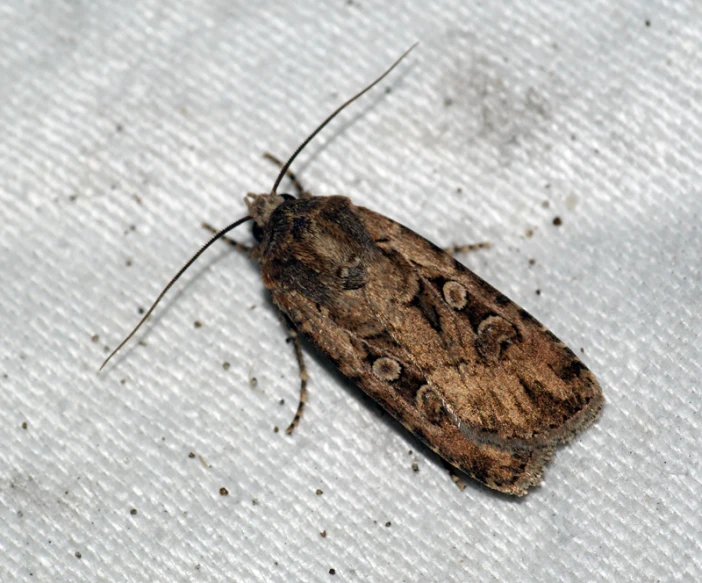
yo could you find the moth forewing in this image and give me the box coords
[254,196,603,496]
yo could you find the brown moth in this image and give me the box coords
[102,45,603,496]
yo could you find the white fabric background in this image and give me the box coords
[1,1,700,581]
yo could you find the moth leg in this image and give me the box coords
[441,460,467,491]
[444,242,491,255]
[263,152,311,198]
[276,312,309,435]
[201,222,253,255]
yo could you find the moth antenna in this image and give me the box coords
[100,215,253,371]
[270,42,418,196]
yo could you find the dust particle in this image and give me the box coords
[525,229,534,238]
[222,362,230,371]
[21,422,28,430]
[553,216,562,226]
[321,530,327,538]
[316,489,323,496]
[329,569,336,575]
[535,289,542,296]
[385,521,392,527]
[273,426,279,433]
[75,552,82,559]
[193,320,202,328]
[188,452,196,458]
[528,258,536,266]
[130,508,137,516]
[412,462,419,473]
[91,334,99,343]
[219,487,229,496]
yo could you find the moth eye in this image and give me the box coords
[372,357,401,382]
[280,193,296,202]
[252,221,264,242]
[443,281,468,310]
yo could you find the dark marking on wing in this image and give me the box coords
[518,376,581,428]
[544,329,563,345]
[495,293,511,306]
[291,215,310,240]
[556,358,587,382]
[272,254,331,305]
[409,279,442,333]
[517,308,536,323]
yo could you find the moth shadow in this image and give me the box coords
[297,333,532,503]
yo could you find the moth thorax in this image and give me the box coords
[245,193,286,228]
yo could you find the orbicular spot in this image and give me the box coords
[337,256,367,290]
[477,315,518,361]
[443,281,468,310]
[416,384,445,425]
[372,357,401,382]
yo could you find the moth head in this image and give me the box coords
[246,43,417,245]
[99,44,417,374]
[245,192,296,242]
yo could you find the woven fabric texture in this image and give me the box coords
[1,1,700,581]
